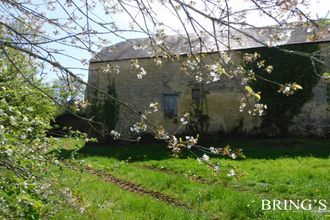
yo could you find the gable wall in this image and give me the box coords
[88,52,259,137]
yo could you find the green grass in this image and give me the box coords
[53,169,198,220]
[52,138,330,219]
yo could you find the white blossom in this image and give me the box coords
[180,112,190,125]
[195,75,203,82]
[154,58,162,65]
[239,103,246,112]
[5,149,13,156]
[210,70,220,82]
[227,169,236,177]
[283,86,291,94]
[149,102,159,112]
[241,77,249,85]
[221,51,231,64]
[202,154,209,161]
[26,107,34,112]
[186,59,198,71]
[214,165,220,172]
[110,130,121,139]
[265,65,273,73]
[168,135,181,154]
[137,67,146,79]
[209,147,221,154]
[9,116,17,126]
[185,136,197,148]
[130,122,147,133]
[249,103,267,116]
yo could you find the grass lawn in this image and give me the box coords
[52,138,330,219]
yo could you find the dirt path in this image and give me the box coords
[134,164,273,197]
[84,166,190,209]
[136,164,216,185]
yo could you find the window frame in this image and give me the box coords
[163,93,179,118]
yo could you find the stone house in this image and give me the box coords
[87,26,330,137]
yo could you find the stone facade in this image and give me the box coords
[88,42,330,137]
[289,79,330,136]
[88,53,261,137]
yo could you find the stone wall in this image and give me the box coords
[288,43,330,137]
[289,79,330,137]
[88,44,330,137]
[88,53,259,137]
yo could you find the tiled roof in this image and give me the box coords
[90,25,330,62]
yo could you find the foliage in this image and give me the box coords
[186,85,210,134]
[52,77,86,113]
[87,82,101,121]
[87,79,119,140]
[50,78,89,138]
[0,47,81,219]
[99,79,120,132]
[245,44,321,134]
[186,106,210,134]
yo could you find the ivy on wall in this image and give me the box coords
[88,78,119,140]
[245,43,321,134]
[327,84,330,111]
[99,79,119,131]
[186,84,210,134]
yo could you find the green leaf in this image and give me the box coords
[244,86,255,95]
[254,93,261,101]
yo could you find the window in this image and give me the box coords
[164,94,178,118]
[192,88,200,101]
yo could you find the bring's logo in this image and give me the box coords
[261,199,328,212]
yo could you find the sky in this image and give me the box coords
[40,0,330,83]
